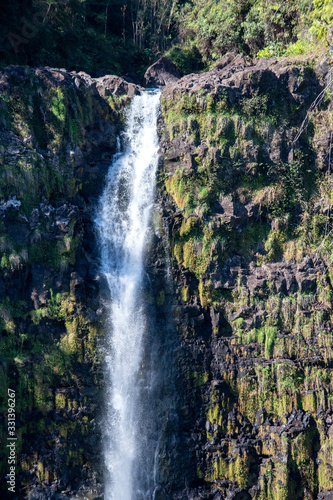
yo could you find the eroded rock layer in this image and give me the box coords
[155,54,333,499]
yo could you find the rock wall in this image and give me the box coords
[0,66,139,499]
[2,53,333,500]
[156,53,333,499]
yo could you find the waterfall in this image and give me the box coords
[95,90,161,500]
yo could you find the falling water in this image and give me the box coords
[95,90,161,500]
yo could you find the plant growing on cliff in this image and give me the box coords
[267,155,308,217]
[241,90,268,119]
[50,87,66,123]
[309,0,333,43]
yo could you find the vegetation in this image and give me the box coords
[0,65,108,496]
[159,25,333,497]
[167,0,333,72]
[161,76,326,302]
[0,1,332,77]
[0,0,177,76]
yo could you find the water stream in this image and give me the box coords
[95,90,161,500]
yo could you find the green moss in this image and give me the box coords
[264,326,278,358]
[181,286,190,302]
[156,289,166,305]
[159,57,333,500]
[198,281,213,308]
[107,94,130,112]
[197,467,204,479]
[303,392,317,413]
[233,317,245,329]
[0,70,117,491]
[55,393,66,409]
[264,230,287,263]
[206,454,251,489]
[50,87,66,123]
[241,89,268,119]
[193,371,209,387]
[68,119,78,143]
[61,318,83,361]
[235,222,270,258]
[207,403,222,427]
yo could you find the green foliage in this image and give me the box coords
[278,364,304,393]
[309,0,333,42]
[242,325,278,358]
[172,0,329,73]
[0,0,177,77]
[0,272,100,485]
[241,90,268,119]
[181,286,190,302]
[256,45,276,59]
[0,0,330,79]
[50,88,66,123]
[178,0,251,64]
[165,161,224,217]
[193,371,209,387]
[243,0,300,55]
[285,40,311,56]
[264,230,287,262]
[267,153,313,218]
[264,326,278,358]
[166,45,205,75]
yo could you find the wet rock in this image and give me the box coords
[154,487,172,500]
[163,53,319,112]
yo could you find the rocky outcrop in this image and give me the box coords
[2,52,333,500]
[156,53,333,499]
[94,74,143,98]
[163,52,325,104]
[0,65,137,499]
[144,57,180,87]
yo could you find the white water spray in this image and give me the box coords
[95,90,161,500]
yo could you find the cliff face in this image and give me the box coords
[157,53,333,499]
[0,66,140,499]
[1,53,333,500]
